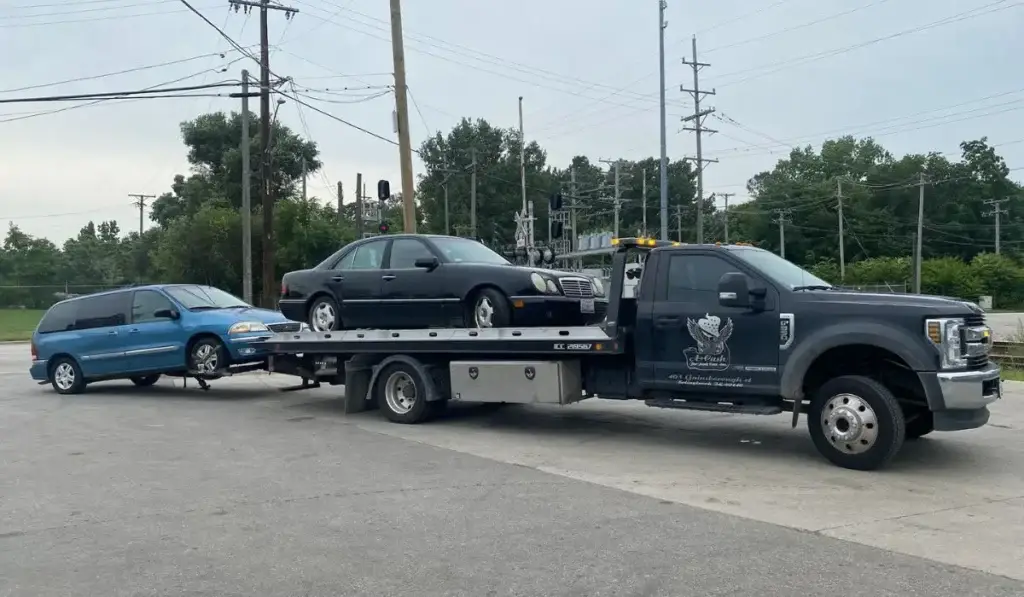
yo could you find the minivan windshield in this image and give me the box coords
[432,237,510,265]
[729,247,832,290]
[164,285,251,310]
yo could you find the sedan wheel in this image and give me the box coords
[309,297,340,332]
[474,296,495,328]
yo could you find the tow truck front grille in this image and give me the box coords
[963,313,991,369]
[268,322,302,333]
[558,277,594,298]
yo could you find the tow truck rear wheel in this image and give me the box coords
[376,362,440,424]
[807,375,905,471]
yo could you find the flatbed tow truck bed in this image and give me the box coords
[257,237,1003,471]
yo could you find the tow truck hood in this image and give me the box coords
[803,289,982,315]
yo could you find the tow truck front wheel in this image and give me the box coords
[376,362,442,424]
[808,375,905,471]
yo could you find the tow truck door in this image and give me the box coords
[637,250,780,395]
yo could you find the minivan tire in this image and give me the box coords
[188,337,226,377]
[49,357,86,395]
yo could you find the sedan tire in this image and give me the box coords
[467,288,512,328]
[308,295,341,331]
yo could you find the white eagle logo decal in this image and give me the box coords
[683,314,733,371]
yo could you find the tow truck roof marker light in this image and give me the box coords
[611,237,676,249]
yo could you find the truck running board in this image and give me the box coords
[645,398,783,415]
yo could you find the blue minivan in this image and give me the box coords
[30,284,303,394]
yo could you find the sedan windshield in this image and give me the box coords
[432,237,510,265]
[728,247,833,290]
[164,285,251,310]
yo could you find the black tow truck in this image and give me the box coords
[260,237,1002,471]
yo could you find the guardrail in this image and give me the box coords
[991,341,1023,368]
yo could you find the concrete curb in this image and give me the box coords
[0,341,29,345]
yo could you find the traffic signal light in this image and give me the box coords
[377,179,391,201]
[549,192,563,211]
[378,221,390,234]
[551,221,563,238]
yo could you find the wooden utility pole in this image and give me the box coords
[230,0,296,306]
[388,0,417,232]
[914,173,925,293]
[837,178,845,281]
[235,69,258,305]
[128,194,155,237]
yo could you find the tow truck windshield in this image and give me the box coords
[728,246,833,290]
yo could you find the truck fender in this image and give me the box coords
[366,354,447,403]
[780,321,934,412]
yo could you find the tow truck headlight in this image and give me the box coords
[926,317,966,369]
[592,278,604,296]
[530,272,547,293]
[228,321,270,334]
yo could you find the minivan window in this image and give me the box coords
[132,290,176,323]
[73,293,130,330]
[37,301,77,334]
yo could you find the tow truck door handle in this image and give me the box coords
[382,275,397,281]
[654,315,680,327]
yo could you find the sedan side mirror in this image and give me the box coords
[154,308,180,320]
[717,272,750,308]
[414,256,440,270]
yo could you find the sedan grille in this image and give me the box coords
[268,322,302,333]
[558,277,594,298]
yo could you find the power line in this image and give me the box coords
[714,0,1021,87]
[0,0,182,19]
[0,81,240,104]
[704,0,892,53]
[0,3,220,27]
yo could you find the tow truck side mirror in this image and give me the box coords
[717,272,750,308]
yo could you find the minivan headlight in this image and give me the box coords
[229,321,270,334]
[925,317,966,369]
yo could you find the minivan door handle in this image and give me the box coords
[129,328,141,334]
[107,330,119,336]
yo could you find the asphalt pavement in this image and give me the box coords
[0,342,1021,597]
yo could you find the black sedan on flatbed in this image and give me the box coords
[279,234,608,331]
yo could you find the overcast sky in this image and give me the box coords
[2,0,1022,242]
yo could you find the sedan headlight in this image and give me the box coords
[530,272,547,293]
[925,317,966,369]
[228,321,271,334]
[592,277,605,297]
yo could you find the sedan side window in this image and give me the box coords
[388,239,434,269]
[348,240,386,270]
[132,290,175,323]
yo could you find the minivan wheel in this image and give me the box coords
[49,357,86,395]
[188,337,225,376]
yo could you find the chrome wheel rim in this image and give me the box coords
[54,362,75,390]
[384,371,417,414]
[822,393,879,455]
[311,302,336,331]
[474,297,494,328]
[193,343,219,374]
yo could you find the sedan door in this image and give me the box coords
[379,237,448,328]
[330,238,388,328]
